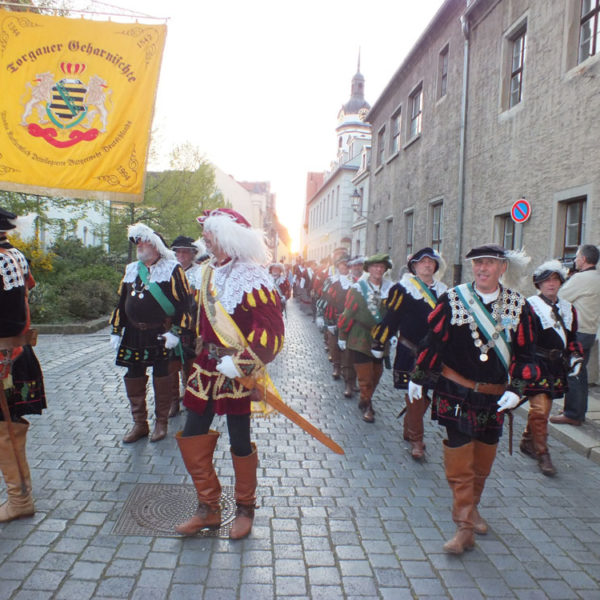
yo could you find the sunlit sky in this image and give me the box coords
[86,0,446,247]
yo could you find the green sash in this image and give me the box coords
[138,261,175,316]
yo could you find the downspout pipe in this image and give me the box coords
[454,13,471,285]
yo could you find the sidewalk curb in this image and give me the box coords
[32,315,109,335]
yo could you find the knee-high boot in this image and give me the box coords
[168,361,181,418]
[122,375,149,443]
[404,394,429,459]
[342,350,355,398]
[529,394,555,476]
[329,333,341,379]
[175,430,222,535]
[151,373,174,442]
[230,443,258,540]
[0,420,34,522]
[443,441,476,554]
[472,440,497,535]
[353,362,375,422]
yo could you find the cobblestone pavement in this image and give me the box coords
[1,299,600,599]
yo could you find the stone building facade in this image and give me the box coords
[366,0,600,287]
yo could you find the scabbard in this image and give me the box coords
[238,375,345,455]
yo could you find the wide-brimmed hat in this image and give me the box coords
[127,223,174,260]
[407,247,441,274]
[335,253,351,266]
[363,253,392,271]
[348,255,366,267]
[532,259,568,287]
[0,208,17,231]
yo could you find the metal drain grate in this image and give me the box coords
[112,483,236,538]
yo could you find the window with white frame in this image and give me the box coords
[409,84,423,139]
[390,109,401,154]
[563,197,587,258]
[405,211,414,257]
[438,45,449,98]
[509,28,526,108]
[431,202,443,251]
[579,0,600,62]
[495,214,515,250]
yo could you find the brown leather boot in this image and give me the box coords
[529,394,556,476]
[0,420,34,522]
[519,430,536,459]
[168,362,181,418]
[472,440,497,536]
[442,441,476,554]
[354,362,373,412]
[230,443,258,540]
[150,373,173,442]
[405,394,429,459]
[341,353,354,398]
[175,430,222,534]
[122,375,149,443]
[537,452,556,477]
[343,380,353,398]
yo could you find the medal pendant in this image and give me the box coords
[131,290,136,297]
[139,293,144,299]
[479,353,489,362]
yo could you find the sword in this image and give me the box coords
[237,375,345,455]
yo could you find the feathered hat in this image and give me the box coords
[407,246,446,280]
[532,259,568,288]
[127,223,175,260]
[0,208,18,232]
[466,244,531,291]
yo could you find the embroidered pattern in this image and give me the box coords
[0,248,28,290]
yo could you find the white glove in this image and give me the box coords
[568,355,583,377]
[496,391,520,412]
[389,336,398,348]
[110,334,120,351]
[371,349,384,359]
[316,316,324,329]
[338,339,347,351]
[161,331,180,350]
[327,325,337,334]
[216,355,241,379]
[407,381,422,404]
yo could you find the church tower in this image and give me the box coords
[336,52,371,159]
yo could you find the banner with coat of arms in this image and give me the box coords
[0,10,166,203]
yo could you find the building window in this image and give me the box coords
[495,214,515,250]
[355,239,361,256]
[405,211,414,257]
[563,197,587,258]
[390,109,401,154]
[509,29,526,108]
[385,218,393,252]
[336,186,340,216]
[374,223,380,252]
[579,0,600,62]
[438,45,449,98]
[377,126,385,167]
[431,202,443,251]
[409,84,423,138]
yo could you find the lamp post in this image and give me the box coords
[350,188,362,214]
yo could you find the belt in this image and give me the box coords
[206,343,236,358]
[441,364,506,395]
[0,330,38,351]
[398,335,418,355]
[129,320,164,331]
[535,348,564,361]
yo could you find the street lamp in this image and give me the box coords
[350,188,362,213]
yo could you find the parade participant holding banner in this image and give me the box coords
[337,253,393,423]
[0,208,46,522]
[110,224,193,443]
[410,244,538,554]
[168,235,206,418]
[521,261,582,476]
[372,247,447,459]
[176,208,285,540]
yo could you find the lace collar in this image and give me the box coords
[123,258,179,283]
[211,259,274,314]
[399,273,447,301]
[528,295,573,333]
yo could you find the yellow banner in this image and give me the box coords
[0,10,166,203]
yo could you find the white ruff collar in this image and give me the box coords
[211,260,274,314]
[0,248,28,290]
[123,258,179,283]
[528,295,573,343]
[399,273,447,301]
[185,263,203,289]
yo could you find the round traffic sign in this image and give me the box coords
[511,198,531,223]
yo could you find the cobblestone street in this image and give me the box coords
[1,298,599,599]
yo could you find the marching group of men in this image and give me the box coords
[2,202,600,556]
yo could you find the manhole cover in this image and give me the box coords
[112,483,236,538]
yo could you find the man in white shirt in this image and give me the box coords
[551,244,600,426]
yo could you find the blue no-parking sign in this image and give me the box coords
[511,198,531,223]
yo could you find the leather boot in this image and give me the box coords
[175,430,222,534]
[519,429,536,459]
[472,440,497,535]
[0,420,34,522]
[122,375,149,443]
[405,394,429,459]
[342,352,354,398]
[354,362,373,412]
[529,394,556,476]
[442,441,475,554]
[230,443,258,540]
[151,373,173,442]
[168,361,181,418]
[343,380,354,398]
